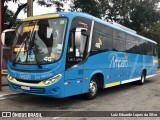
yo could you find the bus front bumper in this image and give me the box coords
[7,76,65,98]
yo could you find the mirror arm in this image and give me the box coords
[81,30,90,36]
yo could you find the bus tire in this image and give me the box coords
[84,77,99,100]
[138,71,146,85]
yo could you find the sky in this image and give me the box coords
[6,0,71,19]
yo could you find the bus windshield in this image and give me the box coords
[10,18,67,65]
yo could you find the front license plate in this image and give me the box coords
[21,86,30,90]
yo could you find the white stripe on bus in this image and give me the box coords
[121,74,157,84]
[121,77,141,84]
[146,74,157,78]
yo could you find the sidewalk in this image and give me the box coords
[0,75,18,98]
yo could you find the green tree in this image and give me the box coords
[125,0,160,33]
[2,0,67,30]
[37,0,65,12]
[149,22,160,58]
[71,0,110,19]
[2,0,28,30]
[71,0,160,42]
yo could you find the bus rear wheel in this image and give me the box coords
[84,77,99,100]
[138,71,146,85]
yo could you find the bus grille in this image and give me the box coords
[11,84,45,94]
[16,79,41,84]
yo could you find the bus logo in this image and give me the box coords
[109,53,128,68]
[20,65,30,69]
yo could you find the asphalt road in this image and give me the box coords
[0,72,160,120]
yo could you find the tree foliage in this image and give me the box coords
[37,0,65,12]
[2,0,28,30]
[71,0,110,19]
[71,0,160,44]
[2,0,67,30]
[113,0,160,32]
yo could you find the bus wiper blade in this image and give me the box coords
[12,31,31,66]
[30,32,42,69]
[34,47,42,69]
[25,21,42,69]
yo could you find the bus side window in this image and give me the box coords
[126,34,135,53]
[66,17,92,69]
[138,40,144,55]
[126,41,135,53]
[153,44,158,57]
[146,42,153,56]
[67,32,75,57]
[113,30,125,52]
[91,22,113,52]
[113,39,125,52]
[134,38,142,54]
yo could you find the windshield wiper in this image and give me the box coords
[13,22,42,69]
[26,22,42,69]
[30,32,42,69]
[12,31,31,66]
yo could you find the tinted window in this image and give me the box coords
[126,40,135,53]
[153,43,158,56]
[146,42,153,56]
[134,38,141,54]
[113,29,125,39]
[91,22,113,51]
[136,39,145,54]
[66,17,92,68]
[113,30,125,52]
[113,39,125,51]
[95,22,112,36]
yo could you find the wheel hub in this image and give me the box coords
[89,81,97,96]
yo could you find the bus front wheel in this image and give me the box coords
[84,77,99,100]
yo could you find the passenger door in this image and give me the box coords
[64,17,92,97]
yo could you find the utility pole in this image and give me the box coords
[0,0,2,91]
[27,0,33,17]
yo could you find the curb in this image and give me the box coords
[0,93,21,100]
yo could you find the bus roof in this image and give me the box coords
[23,12,157,44]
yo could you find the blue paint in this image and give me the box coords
[7,12,158,98]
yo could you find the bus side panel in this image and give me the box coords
[83,52,131,91]
[151,56,158,75]
[82,69,109,93]
[144,55,151,76]
[109,52,129,83]
[64,64,84,97]
[144,55,158,76]
[64,79,83,97]
[83,52,112,92]
[110,67,129,83]
[128,54,142,79]
[128,53,157,79]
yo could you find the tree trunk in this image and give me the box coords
[7,0,35,29]
[8,3,27,28]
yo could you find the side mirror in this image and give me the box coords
[1,29,15,46]
[75,28,90,56]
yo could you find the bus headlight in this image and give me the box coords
[7,74,13,80]
[42,74,62,85]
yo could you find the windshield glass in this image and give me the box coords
[10,18,67,65]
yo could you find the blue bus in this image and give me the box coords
[2,12,158,99]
